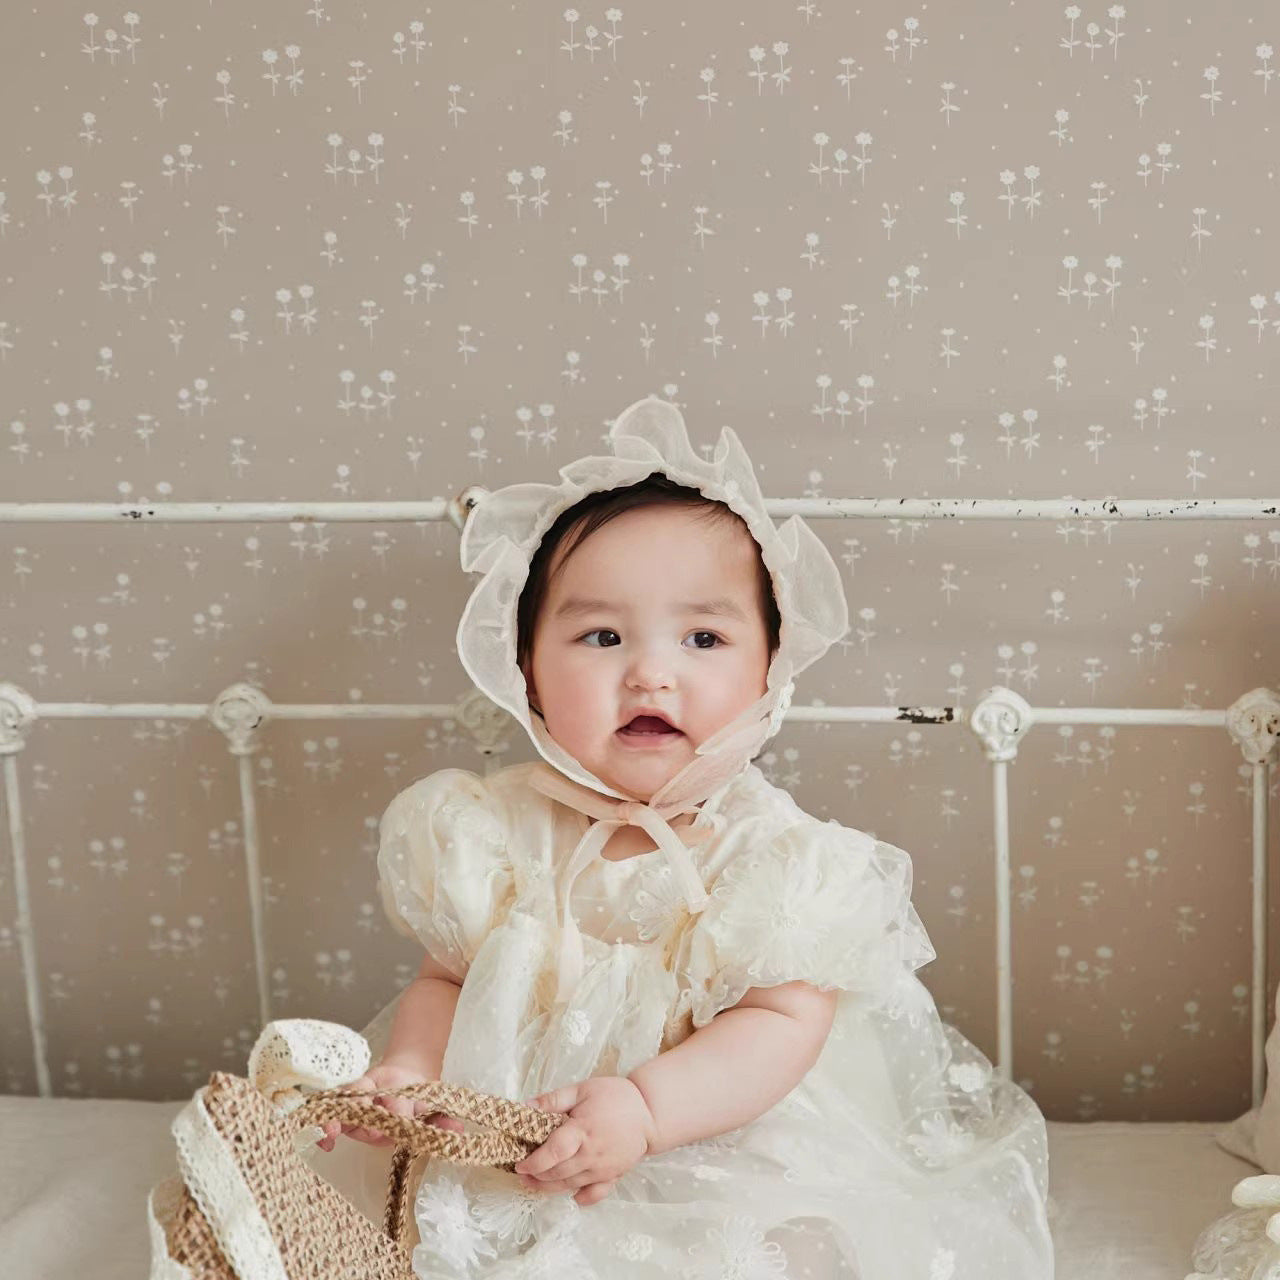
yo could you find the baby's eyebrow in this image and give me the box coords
[679,597,748,622]
[552,595,618,619]
[553,595,747,622]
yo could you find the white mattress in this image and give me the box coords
[0,1095,1254,1278]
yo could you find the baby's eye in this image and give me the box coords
[685,631,722,650]
[577,629,722,649]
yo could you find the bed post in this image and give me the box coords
[968,687,1034,1082]
[209,683,274,1031]
[1226,687,1280,1108]
[0,683,50,1097]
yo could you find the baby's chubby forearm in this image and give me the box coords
[378,974,462,1077]
[625,985,836,1156]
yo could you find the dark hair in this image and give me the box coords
[516,472,781,708]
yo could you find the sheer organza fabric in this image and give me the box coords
[338,762,1056,1280]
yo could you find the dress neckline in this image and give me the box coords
[580,813,673,867]
[565,762,759,868]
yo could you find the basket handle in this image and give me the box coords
[292,1079,567,1247]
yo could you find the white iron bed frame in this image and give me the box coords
[1,490,1277,1279]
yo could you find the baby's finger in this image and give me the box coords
[514,1125,583,1178]
[315,1119,341,1152]
[421,1109,465,1134]
[574,1178,618,1207]
[538,1154,591,1183]
[520,1171,587,1194]
[374,1092,415,1119]
[518,1174,565,1194]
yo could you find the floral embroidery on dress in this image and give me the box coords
[679,1211,791,1280]
[906,1112,979,1169]
[468,1174,543,1249]
[946,1062,990,1094]
[681,816,937,1030]
[505,1220,599,1280]
[714,854,826,977]
[560,1008,591,1047]
[413,1170,500,1272]
[612,1232,656,1261]
[629,864,690,944]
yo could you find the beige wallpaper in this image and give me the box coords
[1,2,1278,1123]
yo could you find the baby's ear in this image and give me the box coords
[519,658,541,716]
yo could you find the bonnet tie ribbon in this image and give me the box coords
[525,763,716,1007]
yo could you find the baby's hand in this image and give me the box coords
[513,1076,657,1207]
[315,1061,465,1152]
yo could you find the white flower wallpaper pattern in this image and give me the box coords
[0,1,1278,1119]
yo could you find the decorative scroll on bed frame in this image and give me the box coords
[2,492,1277,1105]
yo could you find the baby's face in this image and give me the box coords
[521,505,772,801]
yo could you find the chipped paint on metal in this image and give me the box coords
[896,706,956,724]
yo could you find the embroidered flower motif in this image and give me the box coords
[710,852,828,980]
[906,1112,978,1169]
[612,1232,656,1261]
[444,800,505,850]
[469,1176,541,1248]
[629,864,690,944]
[509,1220,599,1279]
[561,1008,591,1046]
[685,820,927,1028]
[679,1211,790,1279]
[691,1163,730,1181]
[413,1170,499,1272]
[947,1061,989,1094]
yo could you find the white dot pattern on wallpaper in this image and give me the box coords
[0,2,1278,1118]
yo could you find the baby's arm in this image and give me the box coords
[320,951,462,1149]
[625,980,838,1157]
[511,981,836,1198]
[379,949,463,1076]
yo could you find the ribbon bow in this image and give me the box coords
[525,763,716,1006]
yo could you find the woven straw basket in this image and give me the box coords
[147,1070,566,1280]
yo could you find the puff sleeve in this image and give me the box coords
[375,768,515,983]
[683,818,937,1028]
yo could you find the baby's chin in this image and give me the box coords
[600,733,697,796]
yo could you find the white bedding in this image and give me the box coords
[0,1094,1253,1279]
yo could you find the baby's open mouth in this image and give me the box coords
[618,715,682,737]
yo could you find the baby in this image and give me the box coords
[315,396,1053,1278]
[321,474,836,1198]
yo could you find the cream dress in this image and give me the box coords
[314,758,1055,1280]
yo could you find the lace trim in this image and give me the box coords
[147,1175,195,1280]
[170,1087,291,1280]
[247,1017,371,1114]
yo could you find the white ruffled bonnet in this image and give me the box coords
[456,393,850,807]
[455,395,850,1004]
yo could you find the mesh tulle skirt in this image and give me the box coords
[306,975,1054,1280]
